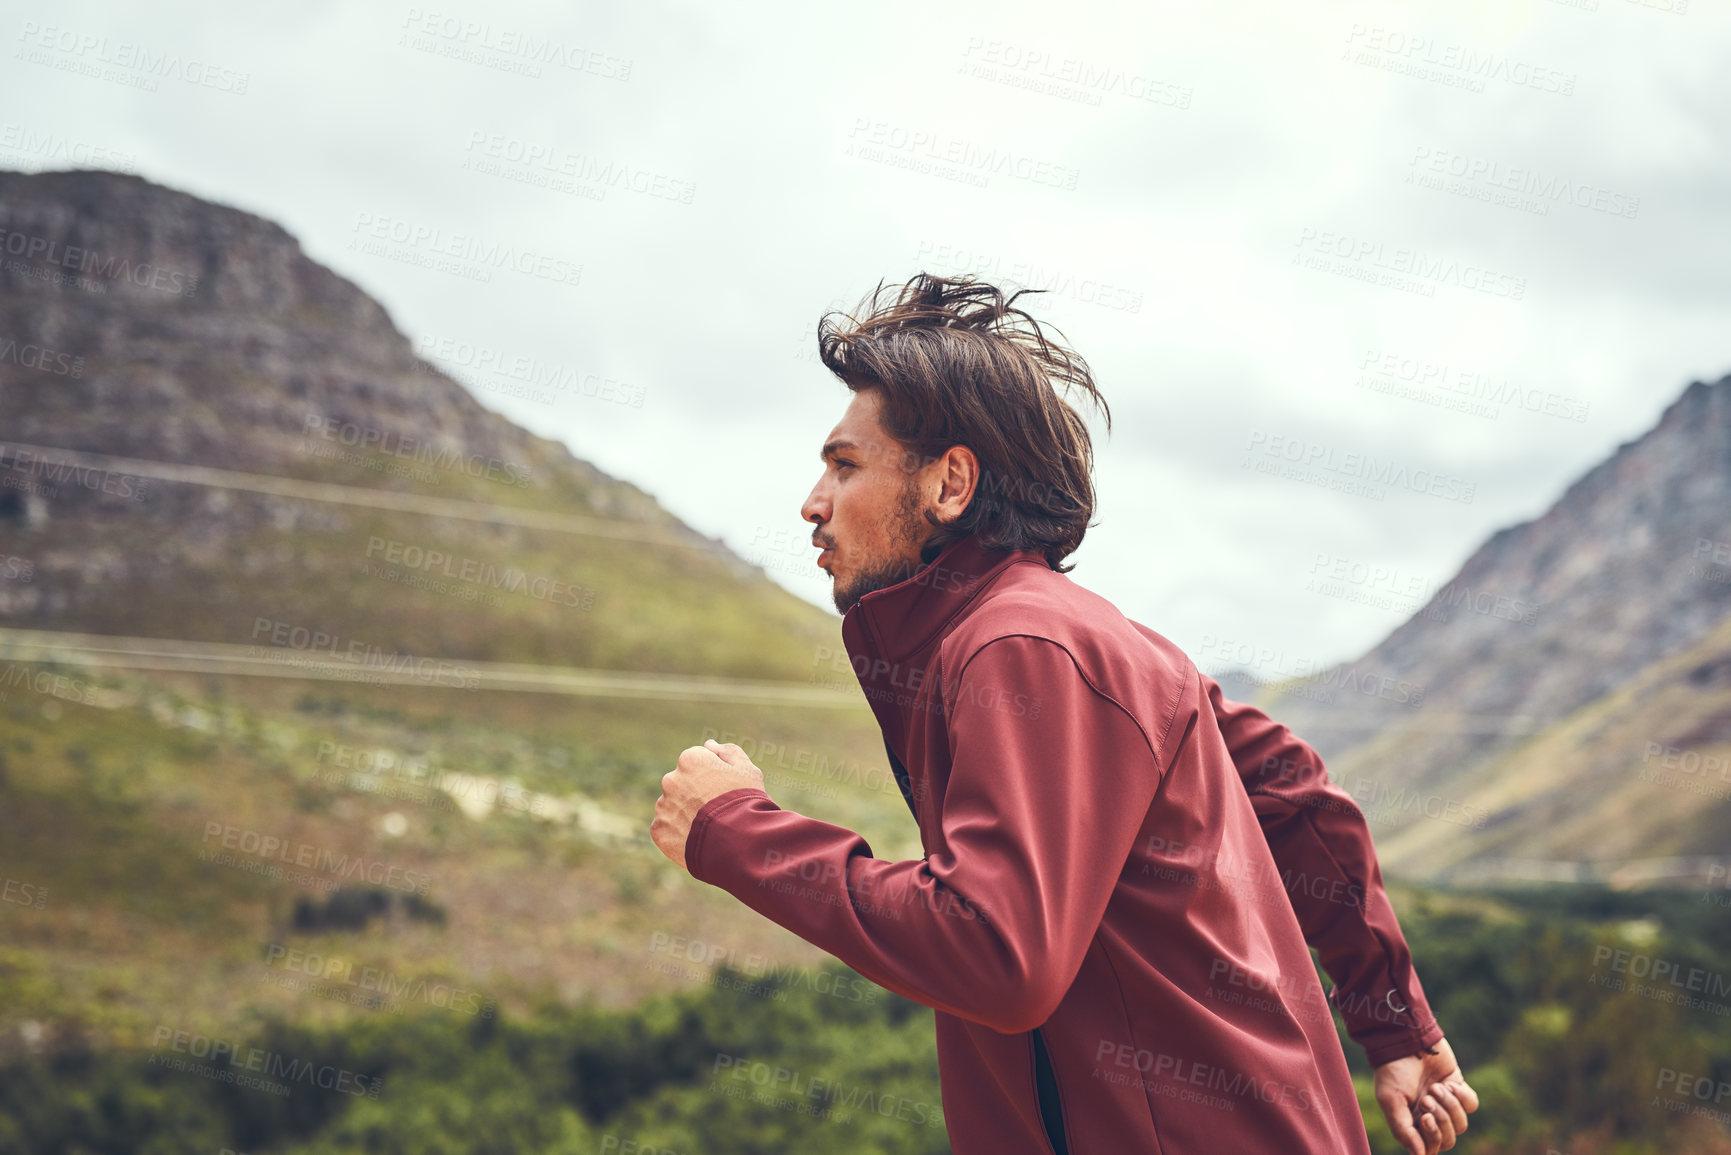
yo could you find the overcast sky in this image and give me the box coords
[5,0,1727,677]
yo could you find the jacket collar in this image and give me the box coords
[839,533,1048,666]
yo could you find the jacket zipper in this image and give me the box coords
[1031,1027,1070,1154]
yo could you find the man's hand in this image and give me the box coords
[1374,1036,1480,1155]
[651,739,766,871]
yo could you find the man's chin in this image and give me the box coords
[831,560,917,615]
[831,577,858,616]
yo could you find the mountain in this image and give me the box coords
[0,169,914,1059]
[1242,375,1731,884]
[0,168,827,676]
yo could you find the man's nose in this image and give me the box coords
[801,481,829,525]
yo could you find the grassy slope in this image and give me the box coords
[1367,612,1731,880]
[0,646,917,1057]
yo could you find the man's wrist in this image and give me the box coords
[1365,1019,1446,1068]
[685,786,773,880]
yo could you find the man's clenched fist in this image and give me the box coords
[1374,1036,1480,1155]
[651,739,767,871]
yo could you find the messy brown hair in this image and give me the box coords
[816,273,1111,572]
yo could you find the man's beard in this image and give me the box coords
[832,479,931,615]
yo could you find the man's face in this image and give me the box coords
[801,388,935,615]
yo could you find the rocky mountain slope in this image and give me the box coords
[1250,376,1731,882]
[0,170,909,1055]
[0,169,823,676]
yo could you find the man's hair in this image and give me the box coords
[817,273,1110,572]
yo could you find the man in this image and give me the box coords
[652,274,1478,1153]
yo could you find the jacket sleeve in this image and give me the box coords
[1199,671,1446,1066]
[685,635,1167,1035]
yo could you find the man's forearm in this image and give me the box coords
[1199,669,1445,1063]
[685,787,1065,1035]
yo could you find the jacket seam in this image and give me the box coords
[945,633,1166,766]
[1300,805,1432,1045]
[1099,934,1168,1155]
[1156,660,1192,765]
[862,554,1047,663]
[686,787,769,878]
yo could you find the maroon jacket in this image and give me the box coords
[688,533,1444,1153]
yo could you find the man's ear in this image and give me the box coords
[932,445,978,525]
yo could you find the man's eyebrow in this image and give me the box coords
[820,439,861,461]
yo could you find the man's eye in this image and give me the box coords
[835,460,856,470]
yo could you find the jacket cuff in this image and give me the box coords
[1362,1018,1446,1068]
[685,787,775,883]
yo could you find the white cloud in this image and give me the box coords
[4,0,1725,669]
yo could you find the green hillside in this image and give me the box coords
[1348,612,1731,885]
[0,170,933,1134]
[0,653,918,1055]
